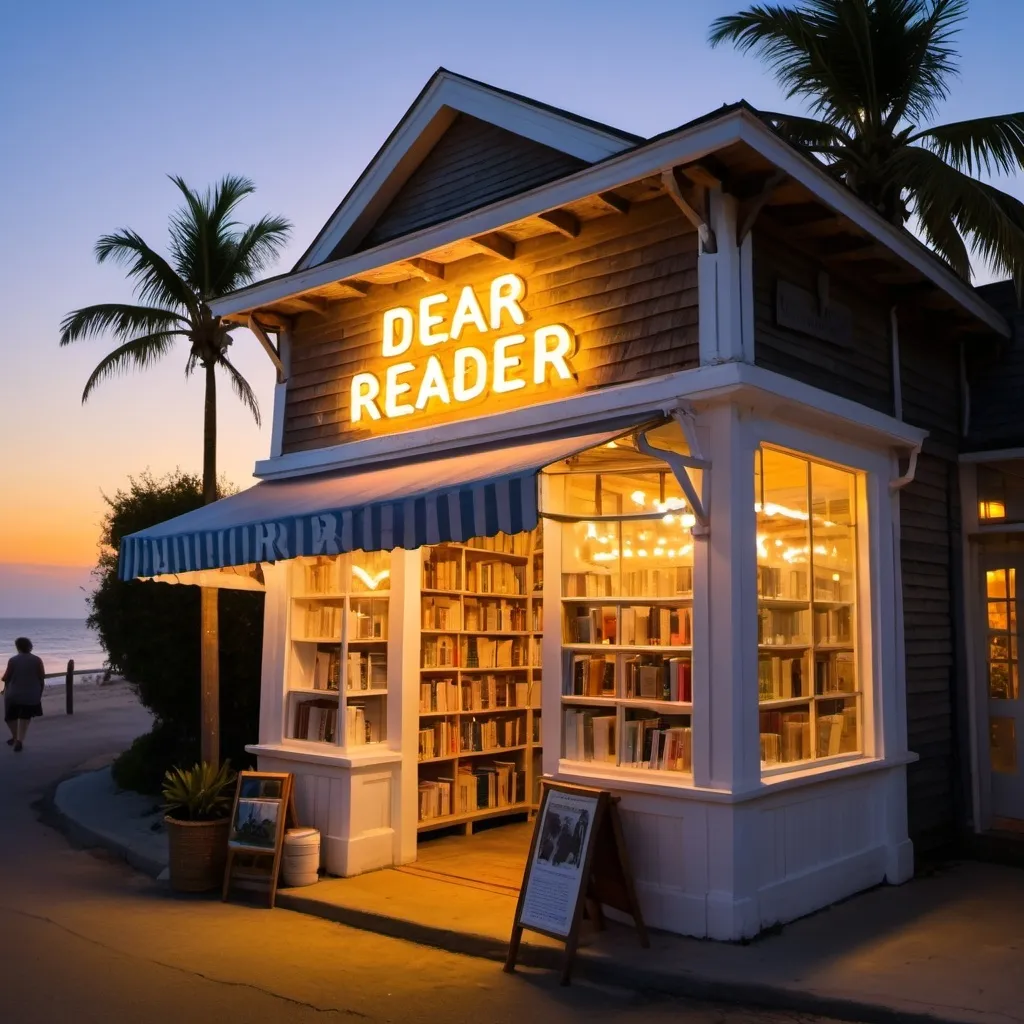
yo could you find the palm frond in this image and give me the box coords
[911,112,1024,177]
[214,215,292,294]
[59,303,187,346]
[81,332,180,402]
[94,230,198,316]
[896,144,1024,279]
[760,109,856,154]
[219,353,261,426]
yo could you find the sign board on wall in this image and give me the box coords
[349,273,577,427]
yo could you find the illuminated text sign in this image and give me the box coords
[350,273,576,423]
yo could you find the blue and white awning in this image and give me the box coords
[118,428,626,581]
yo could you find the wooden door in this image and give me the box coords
[983,561,1024,821]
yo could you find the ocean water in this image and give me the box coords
[0,618,106,676]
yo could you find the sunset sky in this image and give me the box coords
[2,0,1022,617]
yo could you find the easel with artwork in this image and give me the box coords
[505,781,649,984]
[222,771,297,909]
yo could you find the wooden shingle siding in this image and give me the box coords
[753,229,966,853]
[966,282,1024,451]
[354,115,587,253]
[283,196,700,452]
[752,231,894,414]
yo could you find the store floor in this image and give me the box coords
[400,820,532,895]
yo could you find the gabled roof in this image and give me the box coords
[295,68,642,270]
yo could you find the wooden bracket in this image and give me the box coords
[594,190,630,215]
[737,170,787,244]
[469,232,516,261]
[538,209,581,239]
[404,257,445,282]
[662,168,717,253]
[247,314,285,383]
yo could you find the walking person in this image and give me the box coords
[2,638,45,752]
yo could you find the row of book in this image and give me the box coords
[566,605,693,646]
[351,600,387,640]
[467,533,534,555]
[757,564,855,604]
[294,698,380,745]
[562,567,694,599]
[760,704,857,763]
[417,762,525,822]
[758,607,810,647]
[562,709,692,772]
[758,652,856,701]
[563,653,692,702]
[623,718,692,772]
[468,561,527,595]
[424,557,461,591]
[300,559,339,595]
[417,716,528,760]
[301,604,341,639]
[313,649,387,691]
[419,677,536,714]
[423,636,532,669]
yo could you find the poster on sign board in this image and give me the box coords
[518,787,599,936]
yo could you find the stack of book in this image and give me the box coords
[562,572,612,598]
[303,604,341,639]
[622,566,693,598]
[422,597,460,630]
[563,709,616,762]
[623,657,692,701]
[418,719,457,760]
[464,599,527,632]
[565,654,615,697]
[458,715,525,753]
[468,561,526,595]
[295,698,338,742]
[465,636,523,668]
[420,678,458,713]
[312,648,340,690]
[459,676,530,711]
[418,779,452,821]
[424,556,460,590]
[346,651,387,690]
[622,718,691,772]
[422,636,458,668]
[759,710,810,763]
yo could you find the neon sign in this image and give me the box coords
[349,273,576,423]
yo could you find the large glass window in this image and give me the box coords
[555,424,699,776]
[755,446,861,769]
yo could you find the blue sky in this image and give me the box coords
[1,0,1022,616]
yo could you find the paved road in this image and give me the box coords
[0,684,847,1023]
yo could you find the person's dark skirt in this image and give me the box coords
[4,701,42,722]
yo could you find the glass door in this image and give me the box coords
[984,562,1024,821]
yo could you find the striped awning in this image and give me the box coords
[118,428,626,581]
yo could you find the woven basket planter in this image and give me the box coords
[165,815,230,893]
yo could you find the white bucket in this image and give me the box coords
[282,827,321,887]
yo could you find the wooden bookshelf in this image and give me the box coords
[417,529,543,832]
[285,553,392,751]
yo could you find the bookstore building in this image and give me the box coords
[119,71,1020,940]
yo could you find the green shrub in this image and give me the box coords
[162,761,237,821]
[92,471,261,792]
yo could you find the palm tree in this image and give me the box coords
[60,175,291,503]
[709,0,1024,282]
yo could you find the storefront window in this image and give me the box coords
[755,447,861,769]
[986,568,1018,700]
[556,425,698,776]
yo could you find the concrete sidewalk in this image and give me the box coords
[53,768,1024,1024]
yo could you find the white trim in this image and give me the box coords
[960,447,1024,463]
[213,106,1008,339]
[254,361,927,482]
[245,741,404,770]
[297,71,635,269]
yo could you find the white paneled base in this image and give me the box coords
[560,761,911,940]
[255,751,400,877]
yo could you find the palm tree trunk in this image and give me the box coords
[201,359,219,764]
[203,360,217,505]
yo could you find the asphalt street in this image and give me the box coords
[0,682,851,1023]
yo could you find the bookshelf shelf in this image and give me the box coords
[564,643,693,654]
[559,595,693,605]
[417,802,531,834]
[418,529,543,832]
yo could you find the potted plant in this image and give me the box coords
[162,761,236,893]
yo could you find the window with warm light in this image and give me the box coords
[755,446,861,770]
[552,424,699,777]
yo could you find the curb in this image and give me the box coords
[45,772,168,881]
[275,891,975,1024]
[46,785,985,1024]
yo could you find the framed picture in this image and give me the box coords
[230,798,281,850]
